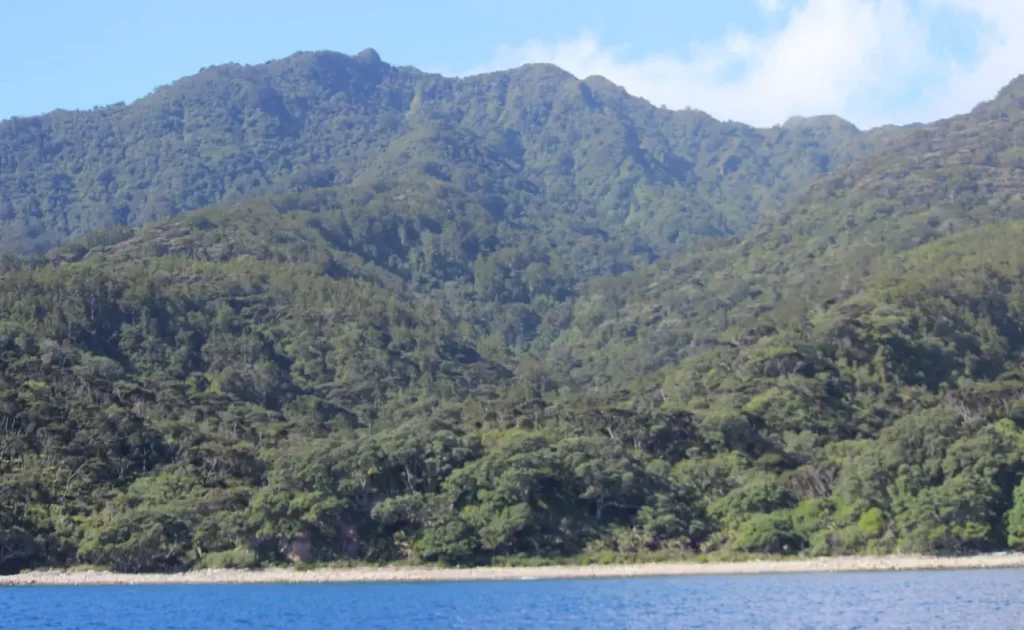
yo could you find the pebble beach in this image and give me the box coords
[4,554,1024,586]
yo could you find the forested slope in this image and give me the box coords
[549,75,1024,386]
[7,197,1024,573]
[3,54,1024,574]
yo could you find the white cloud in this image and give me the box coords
[758,0,788,13]
[920,0,1024,117]
[469,0,1024,129]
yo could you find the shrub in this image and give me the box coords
[194,548,259,570]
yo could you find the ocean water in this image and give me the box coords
[3,569,1023,629]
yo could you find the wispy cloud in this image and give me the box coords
[468,0,1024,128]
[758,0,789,13]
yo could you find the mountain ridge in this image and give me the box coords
[0,49,880,254]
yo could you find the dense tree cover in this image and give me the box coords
[6,206,1024,572]
[4,53,1024,574]
[544,74,1024,385]
[0,49,881,253]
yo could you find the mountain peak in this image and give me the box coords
[996,73,1024,95]
[960,74,1024,120]
[509,62,575,79]
[356,48,383,64]
[782,114,859,134]
[981,74,1024,113]
[582,75,624,93]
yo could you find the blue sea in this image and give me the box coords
[3,569,1023,629]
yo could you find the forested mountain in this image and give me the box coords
[0,49,883,253]
[4,52,1024,574]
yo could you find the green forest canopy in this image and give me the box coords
[3,51,1024,573]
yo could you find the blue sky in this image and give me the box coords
[1,0,1022,127]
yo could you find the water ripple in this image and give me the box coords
[2,569,1023,629]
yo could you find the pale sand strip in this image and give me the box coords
[3,554,1024,586]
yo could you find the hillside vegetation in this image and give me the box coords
[3,52,1024,573]
[0,49,882,253]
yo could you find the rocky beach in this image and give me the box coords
[4,554,1024,586]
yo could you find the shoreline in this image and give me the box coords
[4,553,1024,586]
